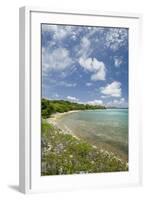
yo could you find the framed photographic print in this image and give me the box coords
[19,7,142,193]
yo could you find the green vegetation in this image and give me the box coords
[41,98,106,118]
[41,120,128,175]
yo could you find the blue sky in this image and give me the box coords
[41,24,128,108]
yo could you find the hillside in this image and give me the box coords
[41,98,106,118]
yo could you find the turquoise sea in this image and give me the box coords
[57,109,128,161]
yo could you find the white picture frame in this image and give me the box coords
[19,6,142,194]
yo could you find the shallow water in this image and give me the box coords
[57,109,128,161]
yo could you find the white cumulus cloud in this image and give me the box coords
[60,81,77,87]
[105,28,128,51]
[79,57,106,81]
[81,36,90,48]
[101,95,109,99]
[87,99,103,105]
[42,47,73,72]
[86,82,93,87]
[107,98,127,107]
[76,36,91,58]
[114,56,123,67]
[100,81,122,97]
[42,25,73,41]
[67,96,79,102]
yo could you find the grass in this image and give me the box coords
[41,120,128,175]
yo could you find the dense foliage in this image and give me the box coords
[41,120,128,175]
[41,98,106,118]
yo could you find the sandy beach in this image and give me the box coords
[47,110,79,123]
[46,110,80,137]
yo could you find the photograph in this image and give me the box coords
[41,24,128,176]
